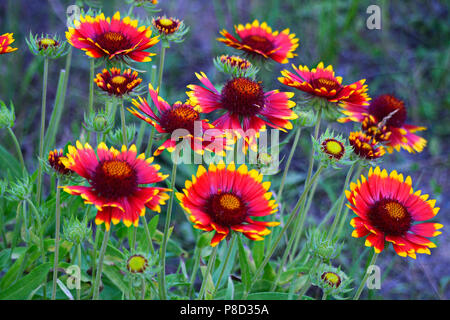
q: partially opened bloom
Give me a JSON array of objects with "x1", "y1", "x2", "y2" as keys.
[
  {"x1": 310, "y1": 264, "x2": 352, "y2": 299},
  {"x1": 279, "y1": 62, "x2": 370, "y2": 108},
  {"x1": 94, "y1": 67, "x2": 142, "y2": 97},
  {"x1": 217, "y1": 20, "x2": 299, "y2": 64},
  {"x1": 349, "y1": 131, "x2": 385, "y2": 161},
  {"x1": 340, "y1": 94, "x2": 427, "y2": 153},
  {"x1": 176, "y1": 162, "x2": 279, "y2": 247},
  {"x1": 0, "y1": 33, "x2": 17, "y2": 54},
  {"x1": 187, "y1": 72, "x2": 297, "y2": 151},
  {"x1": 128, "y1": 83, "x2": 226, "y2": 156},
  {"x1": 66, "y1": 11, "x2": 159, "y2": 62},
  {"x1": 214, "y1": 55, "x2": 259, "y2": 78},
  {"x1": 346, "y1": 167, "x2": 443, "y2": 259},
  {"x1": 313, "y1": 129, "x2": 353, "y2": 168},
  {"x1": 48, "y1": 149, "x2": 73, "y2": 176},
  {"x1": 61, "y1": 141, "x2": 170, "y2": 230}
]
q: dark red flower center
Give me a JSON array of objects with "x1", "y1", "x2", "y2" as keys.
[
  {"x1": 220, "y1": 77, "x2": 265, "y2": 117},
  {"x1": 321, "y1": 272, "x2": 341, "y2": 288},
  {"x1": 241, "y1": 35, "x2": 274, "y2": 53},
  {"x1": 159, "y1": 104, "x2": 200, "y2": 133},
  {"x1": 96, "y1": 31, "x2": 130, "y2": 54},
  {"x1": 208, "y1": 192, "x2": 247, "y2": 226},
  {"x1": 368, "y1": 199, "x2": 412, "y2": 236},
  {"x1": 311, "y1": 77, "x2": 341, "y2": 92},
  {"x1": 321, "y1": 138, "x2": 345, "y2": 160},
  {"x1": 368, "y1": 95, "x2": 407, "y2": 128},
  {"x1": 92, "y1": 160, "x2": 137, "y2": 199}
]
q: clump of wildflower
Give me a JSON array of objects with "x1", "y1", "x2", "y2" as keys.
[{"x1": 26, "y1": 33, "x2": 68, "y2": 59}]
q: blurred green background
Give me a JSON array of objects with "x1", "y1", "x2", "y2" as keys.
[{"x1": 0, "y1": 0, "x2": 448, "y2": 299}]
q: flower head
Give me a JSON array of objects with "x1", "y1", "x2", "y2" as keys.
[
  {"x1": 48, "y1": 149, "x2": 73, "y2": 176},
  {"x1": 217, "y1": 20, "x2": 299, "y2": 64},
  {"x1": 311, "y1": 264, "x2": 352, "y2": 299},
  {"x1": 339, "y1": 94, "x2": 426, "y2": 153},
  {"x1": 128, "y1": 83, "x2": 227, "y2": 156},
  {"x1": 187, "y1": 72, "x2": 297, "y2": 152},
  {"x1": 26, "y1": 33, "x2": 68, "y2": 59},
  {"x1": 176, "y1": 162, "x2": 279, "y2": 247},
  {"x1": 349, "y1": 131, "x2": 385, "y2": 161},
  {"x1": 346, "y1": 167, "x2": 443, "y2": 258},
  {"x1": 126, "y1": 254, "x2": 149, "y2": 274},
  {"x1": 214, "y1": 55, "x2": 259, "y2": 78},
  {"x1": 94, "y1": 67, "x2": 142, "y2": 97},
  {"x1": 313, "y1": 129, "x2": 352, "y2": 168},
  {"x1": 61, "y1": 141, "x2": 170, "y2": 230},
  {"x1": 279, "y1": 62, "x2": 370, "y2": 111},
  {"x1": 0, "y1": 33, "x2": 18, "y2": 54},
  {"x1": 66, "y1": 11, "x2": 159, "y2": 62}
]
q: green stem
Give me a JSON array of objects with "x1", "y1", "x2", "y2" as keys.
[
  {"x1": 7, "y1": 127, "x2": 26, "y2": 175},
  {"x1": 26, "y1": 198, "x2": 47, "y2": 298},
  {"x1": 88, "y1": 59, "x2": 94, "y2": 114},
  {"x1": 51, "y1": 179, "x2": 61, "y2": 300},
  {"x1": 243, "y1": 166, "x2": 324, "y2": 299},
  {"x1": 119, "y1": 100, "x2": 128, "y2": 147},
  {"x1": 214, "y1": 233, "x2": 237, "y2": 296},
  {"x1": 327, "y1": 162, "x2": 357, "y2": 239},
  {"x1": 353, "y1": 252, "x2": 379, "y2": 300},
  {"x1": 198, "y1": 246, "x2": 218, "y2": 300},
  {"x1": 141, "y1": 277, "x2": 146, "y2": 300},
  {"x1": 304, "y1": 107, "x2": 323, "y2": 186},
  {"x1": 158, "y1": 160, "x2": 177, "y2": 300},
  {"x1": 188, "y1": 246, "x2": 202, "y2": 299},
  {"x1": 157, "y1": 45, "x2": 166, "y2": 90},
  {"x1": 76, "y1": 243, "x2": 82, "y2": 300},
  {"x1": 36, "y1": 57, "x2": 49, "y2": 205},
  {"x1": 335, "y1": 164, "x2": 364, "y2": 239},
  {"x1": 92, "y1": 228, "x2": 110, "y2": 300}
]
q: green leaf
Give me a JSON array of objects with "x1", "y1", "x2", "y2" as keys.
[
  {"x1": 0, "y1": 144, "x2": 21, "y2": 178},
  {"x1": 252, "y1": 240, "x2": 265, "y2": 269},
  {"x1": 0, "y1": 262, "x2": 51, "y2": 299},
  {"x1": 102, "y1": 264, "x2": 130, "y2": 295},
  {"x1": 225, "y1": 277, "x2": 234, "y2": 300},
  {"x1": 237, "y1": 235, "x2": 251, "y2": 293}
]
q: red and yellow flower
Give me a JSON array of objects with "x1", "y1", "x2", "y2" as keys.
[
  {"x1": 217, "y1": 20, "x2": 299, "y2": 64},
  {"x1": 349, "y1": 131, "x2": 385, "y2": 160},
  {"x1": 66, "y1": 11, "x2": 159, "y2": 62},
  {"x1": 128, "y1": 83, "x2": 226, "y2": 156},
  {"x1": 176, "y1": 162, "x2": 279, "y2": 247},
  {"x1": 279, "y1": 62, "x2": 370, "y2": 106},
  {"x1": 187, "y1": 72, "x2": 297, "y2": 151},
  {"x1": 339, "y1": 94, "x2": 427, "y2": 153},
  {"x1": 60, "y1": 141, "x2": 170, "y2": 230},
  {"x1": 48, "y1": 149, "x2": 73, "y2": 175},
  {"x1": 346, "y1": 167, "x2": 442, "y2": 259},
  {"x1": 0, "y1": 33, "x2": 18, "y2": 54},
  {"x1": 94, "y1": 67, "x2": 142, "y2": 97},
  {"x1": 152, "y1": 16, "x2": 181, "y2": 35}
]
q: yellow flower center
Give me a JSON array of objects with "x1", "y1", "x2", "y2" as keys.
[
  {"x1": 219, "y1": 193, "x2": 241, "y2": 211},
  {"x1": 102, "y1": 160, "x2": 133, "y2": 178},
  {"x1": 127, "y1": 255, "x2": 148, "y2": 273},
  {"x1": 40, "y1": 38, "x2": 57, "y2": 46},
  {"x1": 111, "y1": 75, "x2": 127, "y2": 85},
  {"x1": 159, "y1": 18, "x2": 174, "y2": 27},
  {"x1": 325, "y1": 140, "x2": 343, "y2": 155},
  {"x1": 321, "y1": 272, "x2": 341, "y2": 287},
  {"x1": 384, "y1": 201, "x2": 407, "y2": 220}
]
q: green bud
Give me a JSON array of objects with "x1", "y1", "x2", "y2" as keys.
[
  {"x1": 26, "y1": 32, "x2": 68, "y2": 59},
  {"x1": 83, "y1": 109, "x2": 114, "y2": 134},
  {"x1": 107, "y1": 125, "x2": 136, "y2": 147},
  {"x1": 5, "y1": 176, "x2": 32, "y2": 201},
  {"x1": 295, "y1": 109, "x2": 316, "y2": 127},
  {"x1": 310, "y1": 263, "x2": 353, "y2": 299},
  {"x1": 63, "y1": 216, "x2": 92, "y2": 245},
  {"x1": 306, "y1": 229, "x2": 342, "y2": 260}
]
